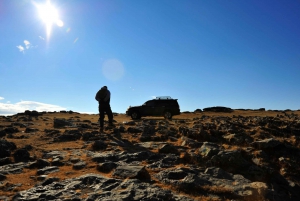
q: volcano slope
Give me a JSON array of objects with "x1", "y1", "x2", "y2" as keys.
[{"x1": 0, "y1": 110, "x2": 300, "y2": 201}]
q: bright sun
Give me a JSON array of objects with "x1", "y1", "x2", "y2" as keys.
[{"x1": 35, "y1": 0, "x2": 64, "y2": 39}]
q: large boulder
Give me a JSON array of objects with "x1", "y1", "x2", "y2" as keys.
[{"x1": 0, "y1": 139, "x2": 16, "y2": 158}]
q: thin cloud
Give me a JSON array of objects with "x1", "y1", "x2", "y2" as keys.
[
  {"x1": 17, "y1": 40, "x2": 33, "y2": 53},
  {"x1": 0, "y1": 100, "x2": 67, "y2": 116},
  {"x1": 24, "y1": 40, "x2": 31, "y2": 49},
  {"x1": 0, "y1": 97, "x2": 4, "y2": 100},
  {"x1": 39, "y1": 36, "x2": 45, "y2": 40},
  {"x1": 16, "y1": 45, "x2": 25, "y2": 52}
]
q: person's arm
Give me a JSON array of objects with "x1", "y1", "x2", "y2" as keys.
[
  {"x1": 95, "y1": 90, "x2": 101, "y2": 101},
  {"x1": 103, "y1": 90, "x2": 110, "y2": 102}
]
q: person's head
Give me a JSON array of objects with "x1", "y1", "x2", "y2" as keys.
[{"x1": 101, "y1": 86, "x2": 107, "y2": 90}]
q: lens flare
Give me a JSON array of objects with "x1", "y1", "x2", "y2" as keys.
[{"x1": 102, "y1": 59, "x2": 125, "y2": 81}]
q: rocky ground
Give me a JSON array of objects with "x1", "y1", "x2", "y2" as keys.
[{"x1": 0, "y1": 110, "x2": 300, "y2": 201}]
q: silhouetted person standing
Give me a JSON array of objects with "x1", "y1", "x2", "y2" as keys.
[{"x1": 95, "y1": 86, "x2": 113, "y2": 132}]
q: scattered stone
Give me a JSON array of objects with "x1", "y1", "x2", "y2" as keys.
[
  {"x1": 97, "y1": 162, "x2": 117, "y2": 173},
  {"x1": 24, "y1": 127, "x2": 39, "y2": 133},
  {"x1": 0, "y1": 173, "x2": 7, "y2": 181},
  {"x1": 13, "y1": 148, "x2": 30, "y2": 162},
  {"x1": 158, "y1": 144, "x2": 179, "y2": 154},
  {"x1": 113, "y1": 165, "x2": 150, "y2": 180},
  {"x1": 92, "y1": 140, "x2": 107, "y2": 150},
  {"x1": 36, "y1": 159, "x2": 51, "y2": 168},
  {"x1": 251, "y1": 138, "x2": 282, "y2": 149},
  {"x1": 73, "y1": 161, "x2": 86, "y2": 170},
  {"x1": 4, "y1": 127, "x2": 19, "y2": 134},
  {"x1": 210, "y1": 150, "x2": 250, "y2": 172},
  {"x1": 197, "y1": 142, "x2": 221, "y2": 159},
  {"x1": 51, "y1": 157, "x2": 65, "y2": 166},
  {"x1": 41, "y1": 177, "x2": 60, "y2": 186},
  {"x1": 127, "y1": 127, "x2": 143, "y2": 133},
  {"x1": 53, "y1": 118, "x2": 73, "y2": 128},
  {"x1": 54, "y1": 130, "x2": 82, "y2": 142},
  {"x1": 0, "y1": 130, "x2": 6, "y2": 137},
  {"x1": 37, "y1": 166, "x2": 59, "y2": 175}
]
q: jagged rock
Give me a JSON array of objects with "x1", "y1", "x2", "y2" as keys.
[
  {"x1": 44, "y1": 129, "x2": 61, "y2": 135},
  {"x1": 118, "y1": 125, "x2": 126, "y2": 132},
  {"x1": 123, "y1": 121, "x2": 136, "y2": 125},
  {"x1": 24, "y1": 127, "x2": 39, "y2": 133},
  {"x1": 251, "y1": 138, "x2": 282, "y2": 149},
  {"x1": 33, "y1": 159, "x2": 51, "y2": 169},
  {"x1": 23, "y1": 144, "x2": 33, "y2": 151},
  {"x1": 92, "y1": 140, "x2": 107, "y2": 150},
  {"x1": 92, "y1": 151, "x2": 151, "y2": 164},
  {"x1": 37, "y1": 175, "x2": 47, "y2": 181},
  {"x1": 92, "y1": 151, "x2": 120, "y2": 163},
  {"x1": 119, "y1": 151, "x2": 151, "y2": 163},
  {"x1": 0, "y1": 130, "x2": 6, "y2": 137},
  {"x1": 154, "y1": 167, "x2": 211, "y2": 192},
  {"x1": 73, "y1": 161, "x2": 86, "y2": 170},
  {"x1": 179, "y1": 126, "x2": 209, "y2": 141},
  {"x1": 36, "y1": 166, "x2": 59, "y2": 175},
  {"x1": 210, "y1": 150, "x2": 250, "y2": 173},
  {"x1": 43, "y1": 151, "x2": 67, "y2": 159},
  {"x1": 147, "y1": 154, "x2": 180, "y2": 169},
  {"x1": 97, "y1": 162, "x2": 117, "y2": 173},
  {"x1": 51, "y1": 157, "x2": 65, "y2": 166},
  {"x1": 24, "y1": 110, "x2": 40, "y2": 116},
  {"x1": 69, "y1": 157, "x2": 80, "y2": 163},
  {"x1": 41, "y1": 177, "x2": 60, "y2": 186},
  {"x1": 54, "y1": 130, "x2": 82, "y2": 142},
  {"x1": 223, "y1": 133, "x2": 253, "y2": 144},
  {"x1": 0, "y1": 173, "x2": 7, "y2": 181},
  {"x1": 181, "y1": 136, "x2": 202, "y2": 148},
  {"x1": 197, "y1": 142, "x2": 221, "y2": 158},
  {"x1": 0, "y1": 139, "x2": 17, "y2": 158},
  {"x1": 127, "y1": 127, "x2": 143, "y2": 133},
  {"x1": 4, "y1": 127, "x2": 19, "y2": 133},
  {"x1": 113, "y1": 165, "x2": 150, "y2": 180},
  {"x1": 246, "y1": 165, "x2": 267, "y2": 181},
  {"x1": 82, "y1": 131, "x2": 102, "y2": 141},
  {"x1": 194, "y1": 109, "x2": 202, "y2": 113},
  {"x1": 0, "y1": 162, "x2": 26, "y2": 175},
  {"x1": 79, "y1": 123, "x2": 92, "y2": 128},
  {"x1": 13, "y1": 173, "x2": 194, "y2": 201},
  {"x1": 158, "y1": 144, "x2": 179, "y2": 154},
  {"x1": 203, "y1": 106, "x2": 233, "y2": 112},
  {"x1": 13, "y1": 148, "x2": 30, "y2": 162},
  {"x1": 204, "y1": 167, "x2": 232, "y2": 180},
  {"x1": 0, "y1": 157, "x2": 11, "y2": 166},
  {"x1": 53, "y1": 118, "x2": 73, "y2": 128}
]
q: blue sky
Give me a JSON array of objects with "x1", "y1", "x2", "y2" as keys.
[{"x1": 0, "y1": 0, "x2": 300, "y2": 115}]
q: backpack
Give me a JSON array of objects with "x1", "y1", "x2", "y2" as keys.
[{"x1": 95, "y1": 89, "x2": 107, "y2": 101}]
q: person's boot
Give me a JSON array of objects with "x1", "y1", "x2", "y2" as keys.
[
  {"x1": 99, "y1": 127, "x2": 104, "y2": 133},
  {"x1": 108, "y1": 122, "x2": 115, "y2": 128}
]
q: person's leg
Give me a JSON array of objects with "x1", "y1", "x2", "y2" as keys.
[
  {"x1": 105, "y1": 105, "x2": 114, "y2": 125},
  {"x1": 99, "y1": 105, "x2": 105, "y2": 128}
]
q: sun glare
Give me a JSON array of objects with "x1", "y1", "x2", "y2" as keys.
[{"x1": 35, "y1": 0, "x2": 64, "y2": 39}]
